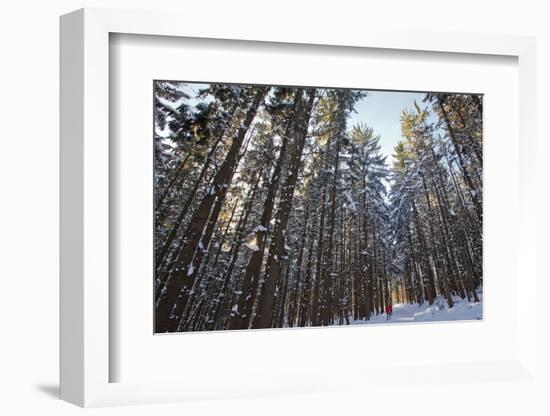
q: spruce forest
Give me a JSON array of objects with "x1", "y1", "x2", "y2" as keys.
[{"x1": 154, "y1": 82, "x2": 483, "y2": 333}]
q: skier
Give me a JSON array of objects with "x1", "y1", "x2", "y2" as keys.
[{"x1": 385, "y1": 303, "x2": 393, "y2": 320}]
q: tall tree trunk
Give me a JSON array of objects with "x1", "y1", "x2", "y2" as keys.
[
  {"x1": 165, "y1": 126, "x2": 254, "y2": 331},
  {"x1": 311, "y1": 190, "x2": 327, "y2": 326},
  {"x1": 178, "y1": 196, "x2": 240, "y2": 329},
  {"x1": 276, "y1": 262, "x2": 291, "y2": 327},
  {"x1": 155, "y1": 100, "x2": 241, "y2": 229},
  {"x1": 207, "y1": 169, "x2": 263, "y2": 330},
  {"x1": 320, "y1": 123, "x2": 342, "y2": 325},
  {"x1": 420, "y1": 176, "x2": 455, "y2": 307},
  {"x1": 155, "y1": 151, "x2": 192, "y2": 217},
  {"x1": 411, "y1": 201, "x2": 437, "y2": 303},
  {"x1": 288, "y1": 203, "x2": 310, "y2": 327},
  {"x1": 253, "y1": 89, "x2": 316, "y2": 329},
  {"x1": 228, "y1": 89, "x2": 304, "y2": 330},
  {"x1": 155, "y1": 87, "x2": 267, "y2": 333},
  {"x1": 299, "y1": 211, "x2": 317, "y2": 327},
  {"x1": 155, "y1": 132, "x2": 224, "y2": 280},
  {"x1": 437, "y1": 97, "x2": 482, "y2": 222}
]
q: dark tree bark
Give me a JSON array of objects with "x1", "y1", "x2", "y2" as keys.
[
  {"x1": 287, "y1": 203, "x2": 310, "y2": 327},
  {"x1": 155, "y1": 87, "x2": 268, "y2": 333},
  {"x1": 228, "y1": 89, "x2": 304, "y2": 330},
  {"x1": 209, "y1": 169, "x2": 263, "y2": 330},
  {"x1": 155, "y1": 151, "x2": 192, "y2": 216},
  {"x1": 155, "y1": 132, "x2": 224, "y2": 280},
  {"x1": 252, "y1": 89, "x2": 316, "y2": 329},
  {"x1": 298, "y1": 211, "x2": 317, "y2": 327},
  {"x1": 437, "y1": 97, "x2": 482, "y2": 222},
  {"x1": 320, "y1": 124, "x2": 341, "y2": 326}
]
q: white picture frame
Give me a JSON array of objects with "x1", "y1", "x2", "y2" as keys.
[{"x1": 60, "y1": 7, "x2": 538, "y2": 408}]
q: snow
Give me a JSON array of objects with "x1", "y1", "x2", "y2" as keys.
[
  {"x1": 245, "y1": 241, "x2": 260, "y2": 251},
  {"x1": 349, "y1": 292, "x2": 482, "y2": 326},
  {"x1": 252, "y1": 225, "x2": 267, "y2": 233},
  {"x1": 187, "y1": 264, "x2": 194, "y2": 276},
  {"x1": 345, "y1": 191, "x2": 357, "y2": 211}
]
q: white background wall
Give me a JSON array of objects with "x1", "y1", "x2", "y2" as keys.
[{"x1": 0, "y1": 0, "x2": 547, "y2": 414}]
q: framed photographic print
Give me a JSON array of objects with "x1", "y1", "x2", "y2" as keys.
[
  {"x1": 60, "y1": 7, "x2": 538, "y2": 408},
  {"x1": 152, "y1": 81, "x2": 483, "y2": 334}
]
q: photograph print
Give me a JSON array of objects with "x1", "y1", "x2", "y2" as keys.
[{"x1": 154, "y1": 82, "x2": 483, "y2": 333}]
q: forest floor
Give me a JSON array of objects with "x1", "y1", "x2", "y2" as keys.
[{"x1": 349, "y1": 292, "x2": 483, "y2": 325}]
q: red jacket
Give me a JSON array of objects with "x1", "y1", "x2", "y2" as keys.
[{"x1": 385, "y1": 304, "x2": 393, "y2": 314}]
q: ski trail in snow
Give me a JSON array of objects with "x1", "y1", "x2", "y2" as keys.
[{"x1": 348, "y1": 292, "x2": 483, "y2": 325}]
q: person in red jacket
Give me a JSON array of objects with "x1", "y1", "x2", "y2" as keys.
[{"x1": 385, "y1": 303, "x2": 393, "y2": 320}]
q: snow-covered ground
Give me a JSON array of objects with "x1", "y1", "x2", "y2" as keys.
[{"x1": 349, "y1": 292, "x2": 483, "y2": 325}]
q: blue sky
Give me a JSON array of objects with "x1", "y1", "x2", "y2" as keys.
[{"x1": 348, "y1": 91, "x2": 427, "y2": 165}]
